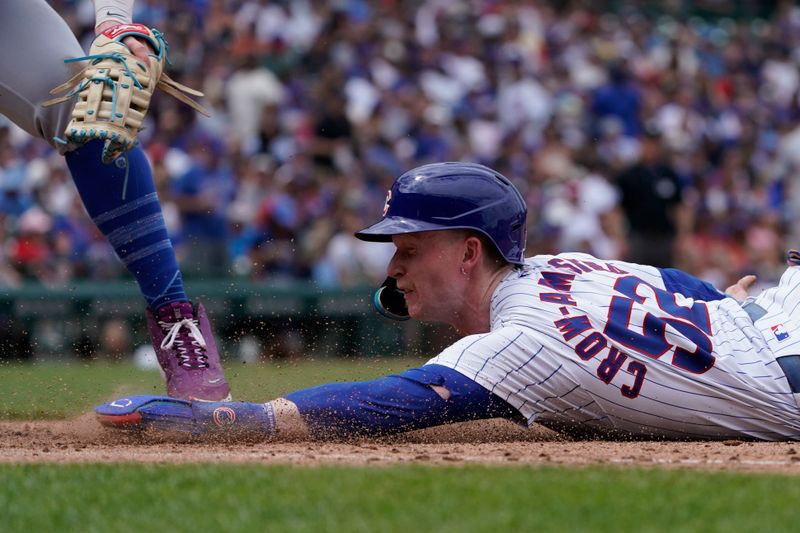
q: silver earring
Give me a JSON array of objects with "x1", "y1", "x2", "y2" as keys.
[{"x1": 460, "y1": 266, "x2": 468, "y2": 276}]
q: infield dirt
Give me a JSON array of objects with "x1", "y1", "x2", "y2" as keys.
[{"x1": 3, "y1": 417, "x2": 800, "y2": 473}]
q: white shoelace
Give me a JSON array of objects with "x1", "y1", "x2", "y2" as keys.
[{"x1": 159, "y1": 318, "x2": 208, "y2": 367}]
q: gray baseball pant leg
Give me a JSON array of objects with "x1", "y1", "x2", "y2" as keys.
[{"x1": 0, "y1": 0, "x2": 85, "y2": 153}]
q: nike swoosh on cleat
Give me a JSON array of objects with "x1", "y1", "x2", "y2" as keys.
[{"x1": 207, "y1": 378, "x2": 222, "y2": 384}]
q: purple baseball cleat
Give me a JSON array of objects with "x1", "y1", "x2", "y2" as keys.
[{"x1": 147, "y1": 301, "x2": 232, "y2": 401}]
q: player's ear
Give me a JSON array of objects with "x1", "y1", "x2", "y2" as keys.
[{"x1": 461, "y1": 234, "x2": 482, "y2": 270}]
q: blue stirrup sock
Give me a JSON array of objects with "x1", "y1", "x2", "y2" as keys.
[{"x1": 65, "y1": 140, "x2": 187, "y2": 311}]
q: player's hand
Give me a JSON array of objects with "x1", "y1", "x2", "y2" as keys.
[
  {"x1": 725, "y1": 275, "x2": 756, "y2": 302},
  {"x1": 95, "y1": 20, "x2": 154, "y2": 61}
]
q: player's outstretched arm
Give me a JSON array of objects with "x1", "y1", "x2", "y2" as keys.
[{"x1": 95, "y1": 365, "x2": 520, "y2": 440}]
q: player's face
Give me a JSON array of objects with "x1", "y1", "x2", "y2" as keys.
[{"x1": 388, "y1": 231, "x2": 467, "y2": 323}]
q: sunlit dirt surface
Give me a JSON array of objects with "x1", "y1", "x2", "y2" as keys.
[{"x1": 3, "y1": 417, "x2": 800, "y2": 473}]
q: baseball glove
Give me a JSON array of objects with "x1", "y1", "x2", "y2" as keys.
[{"x1": 43, "y1": 23, "x2": 209, "y2": 163}]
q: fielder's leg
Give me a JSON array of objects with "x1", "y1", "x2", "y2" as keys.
[
  {"x1": 0, "y1": 0, "x2": 82, "y2": 149},
  {"x1": 0, "y1": 0, "x2": 230, "y2": 401}
]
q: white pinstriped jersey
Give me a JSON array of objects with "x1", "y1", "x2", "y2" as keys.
[{"x1": 429, "y1": 252, "x2": 800, "y2": 440}]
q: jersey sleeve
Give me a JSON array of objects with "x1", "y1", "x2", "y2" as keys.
[{"x1": 657, "y1": 267, "x2": 726, "y2": 301}]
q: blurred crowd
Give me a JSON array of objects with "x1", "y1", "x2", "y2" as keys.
[{"x1": 2, "y1": 0, "x2": 800, "y2": 292}]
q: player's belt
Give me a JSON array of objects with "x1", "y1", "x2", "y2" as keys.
[{"x1": 742, "y1": 301, "x2": 800, "y2": 394}]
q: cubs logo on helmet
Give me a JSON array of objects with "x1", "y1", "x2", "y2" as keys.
[{"x1": 382, "y1": 190, "x2": 392, "y2": 218}]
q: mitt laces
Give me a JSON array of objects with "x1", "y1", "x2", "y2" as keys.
[
  {"x1": 60, "y1": 28, "x2": 170, "y2": 124},
  {"x1": 159, "y1": 318, "x2": 209, "y2": 369},
  {"x1": 63, "y1": 51, "x2": 144, "y2": 123}
]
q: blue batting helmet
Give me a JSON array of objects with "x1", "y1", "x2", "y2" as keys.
[{"x1": 355, "y1": 162, "x2": 527, "y2": 265}]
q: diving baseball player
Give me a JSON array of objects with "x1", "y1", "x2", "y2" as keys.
[
  {"x1": 97, "y1": 162, "x2": 800, "y2": 441},
  {"x1": 3, "y1": 0, "x2": 229, "y2": 400}
]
